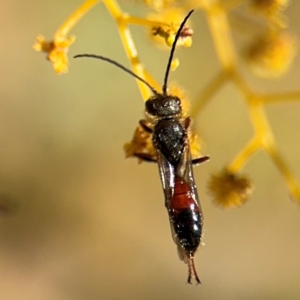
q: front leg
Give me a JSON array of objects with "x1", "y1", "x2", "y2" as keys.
[
  {"x1": 134, "y1": 153, "x2": 157, "y2": 163},
  {"x1": 192, "y1": 156, "x2": 210, "y2": 165},
  {"x1": 132, "y1": 120, "x2": 156, "y2": 163},
  {"x1": 139, "y1": 119, "x2": 153, "y2": 133}
]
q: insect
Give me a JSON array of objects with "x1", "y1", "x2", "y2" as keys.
[{"x1": 74, "y1": 10, "x2": 209, "y2": 284}]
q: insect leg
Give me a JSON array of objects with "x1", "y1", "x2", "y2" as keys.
[
  {"x1": 187, "y1": 256, "x2": 201, "y2": 285},
  {"x1": 139, "y1": 119, "x2": 153, "y2": 133},
  {"x1": 184, "y1": 117, "x2": 192, "y2": 130},
  {"x1": 192, "y1": 156, "x2": 210, "y2": 165}
]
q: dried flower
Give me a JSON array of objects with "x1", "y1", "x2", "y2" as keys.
[
  {"x1": 208, "y1": 169, "x2": 253, "y2": 208},
  {"x1": 149, "y1": 8, "x2": 193, "y2": 48},
  {"x1": 152, "y1": 23, "x2": 193, "y2": 47},
  {"x1": 33, "y1": 35, "x2": 76, "y2": 74}
]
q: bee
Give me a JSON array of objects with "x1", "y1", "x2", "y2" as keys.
[{"x1": 74, "y1": 10, "x2": 209, "y2": 284}]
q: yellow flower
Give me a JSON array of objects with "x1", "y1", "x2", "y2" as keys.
[
  {"x1": 208, "y1": 169, "x2": 253, "y2": 208},
  {"x1": 244, "y1": 30, "x2": 297, "y2": 78},
  {"x1": 142, "y1": 0, "x2": 175, "y2": 11},
  {"x1": 33, "y1": 34, "x2": 76, "y2": 74},
  {"x1": 152, "y1": 22, "x2": 193, "y2": 47},
  {"x1": 149, "y1": 8, "x2": 193, "y2": 48},
  {"x1": 249, "y1": 0, "x2": 290, "y2": 27},
  {"x1": 249, "y1": 0, "x2": 289, "y2": 16},
  {"x1": 123, "y1": 125, "x2": 156, "y2": 163},
  {"x1": 188, "y1": 132, "x2": 202, "y2": 161}
]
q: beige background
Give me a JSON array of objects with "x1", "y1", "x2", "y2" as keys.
[{"x1": 0, "y1": 1, "x2": 300, "y2": 299}]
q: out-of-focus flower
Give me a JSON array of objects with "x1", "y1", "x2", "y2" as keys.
[
  {"x1": 249, "y1": 0, "x2": 290, "y2": 27},
  {"x1": 142, "y1": 0, "x2": 175, "y2": 11},
  {"x1": 244, "y1": 30, "x2": 297, "y2": 78},
  {"x1": 33, "y1": 35, "x2": 76, "y2": 74},
  {"x1": 249, "y1": 0, "x2": 289, "y2": 17},
  {"x1": 208, "y1": 168, "x2": 253, "y2": 208}
]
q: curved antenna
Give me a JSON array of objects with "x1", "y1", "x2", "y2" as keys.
[
  {"x1": 74, "y1": 54, "x2": 158, "y2": 95},
  {"x1": 162, "y1": 9, "x2": 194, "y2": 95}
]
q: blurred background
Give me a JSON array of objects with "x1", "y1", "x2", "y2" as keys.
[{"x1": 0, "y1": 1, "x2": 300, "y2": 299}]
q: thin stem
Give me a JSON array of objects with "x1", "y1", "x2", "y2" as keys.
[
  {"x1": 261, "y1": 91, "x2": 300, "y2": 104},
  {"x1": 54, "y1": 0, "x2": 100, "y2": 40},
  {"x1": 227, "y1": 136, "x2": 261, "y2": 173},
  {"x1": 202, "y1": 1, "x2": 237, "y2": 69},
  {"x1": 265, "y1": 144, "x2": 300, "y2": 202},
  {"x1": 248, "y1": 100, "x2": 274, "y2": 144},
  {"x1": 191, "y1": 69, "x2": 229, "y2": 118},
  {"x1": 122, "y1": 15, "x2": 167, "y2": 28},
  {"x1": 231, "y1": 71, "x2": 255, "y2": 101},
  {"x1": 103, "y1": 0, "x2": 160, "y2": 99}
]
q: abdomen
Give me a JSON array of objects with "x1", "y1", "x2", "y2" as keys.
[{"x1": 168, "y1": 177, "x2": 203, "y2": 255}]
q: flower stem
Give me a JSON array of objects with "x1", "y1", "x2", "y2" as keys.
[{"x1": 54, "y1": 0, "x2": 100, "y2": 40}]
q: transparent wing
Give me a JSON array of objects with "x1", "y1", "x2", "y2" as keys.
[
  {"x1": 176, "y1": 142, "x2": 202, "y2": 211},
  {"x1": 168, "y1": 143, "x2": 203, "y2": 262},
  {"x1": 155, "y1": 148, "x2": 175, "y2": 208}
]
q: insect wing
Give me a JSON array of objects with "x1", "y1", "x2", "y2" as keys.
[
  {"x1": 155, "y1": 149, "x2": 185, "y2": 259},
  {"x1": 176, "y1": 142, "x2": 202, "y2": 211},
  {"x1": 155, "y1": 148, "x2": 175, "y2": 207},
  {"x1": 171, "y1": 143, "x2": 203, "y2": 262}
]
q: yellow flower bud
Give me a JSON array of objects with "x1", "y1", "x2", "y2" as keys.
[
  {"x1": 244, "y1": 30, "x2": 297, "y2": 78},
  {"x1": 208, "y1": 169, "x2": 253, "y2": 208}
]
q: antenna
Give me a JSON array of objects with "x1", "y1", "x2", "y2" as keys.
[
  {"x1": 162, "y1": 10, "x2": 194, "y2": 95},
  {"x1": 74, "y1": 10, "x2": 194, "y2": 96},
  {"x1": 73, "y1": 54, "x2": 158, "y2": 95}
]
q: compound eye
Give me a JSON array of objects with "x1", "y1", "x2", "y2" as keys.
[{"x1": 145, "y1": 98, "x2": 158, "y2": 116}]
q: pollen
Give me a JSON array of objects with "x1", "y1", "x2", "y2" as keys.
[
  {"x1": 244, "y1": 29, "x2": 297, "y2": 78},
  {"x1": 208, "y1": 169, "x2": 253, "y2": 208},
  {"x1": 33, "y1": 35, "x2": 75, "y2": 74},
  {"x1": 189, "y1": 132, "x2": 202, "y2": 161},
  {"x1": 33, "y1": 34, "x2": 76, "y2": 74},
  {"x1": 168, "y1": 83, "x2": 190, "y2": 117},
  {"x1": 123, "y1": 125, "x2": 156, "y2": 163}
]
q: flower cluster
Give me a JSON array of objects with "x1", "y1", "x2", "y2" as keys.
[{"x1": 34, "y1": 0, "x2": 300, "y2": 207}]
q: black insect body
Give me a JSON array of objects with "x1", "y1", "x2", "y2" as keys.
[
  {"x1": 140, "y1": 92, "x2": 208, "y2": 284},
  {"x1": 154, "y1": 118, "x2": 185, "y2": 165},
  {"x1": 74, "y1": 10, "x2": 209, "y2": 284}
]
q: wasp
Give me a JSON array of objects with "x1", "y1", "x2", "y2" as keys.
[{"x1": 74, "y1": 10, "x2": 209, "y2": 284}]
